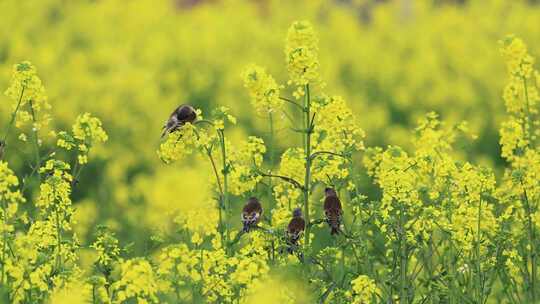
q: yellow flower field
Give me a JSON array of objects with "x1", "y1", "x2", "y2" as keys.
[{"x1": 1, "y1": 0, "x2": 540, "y2": 303}]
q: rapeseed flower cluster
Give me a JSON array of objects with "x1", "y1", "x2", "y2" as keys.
[
  {"x1": 242, "y1": 65, "x2": 284, "y2": 116},
  {"x1": 347, "y1": 275, "x2": 381, "y2": 304},
  {"x1": 112, "y1": 258, "x2": 160, "y2": 303},
  {"x1": 57, "y1": 113, "x2": 108, "y2": 164},
  {"x1": 4, "y1": 8, "x2": 540, "y2": 303},
  {"x1": 4, "y1": 61, "x2": 50, "y2": 133},
  {"x1": 285, "y1": 21, "x2": 321, "y2": 87},
  {"x1": 496, "y1": 36, "x2": 540, "y2": 302}
]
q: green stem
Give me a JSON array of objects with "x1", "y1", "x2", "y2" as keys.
[
  {"x1": 279, "y1": 96, "x2": 303, "y2": 111},
  {"x1": 523, "y1": 76, "x2": 531, "y2": 145},
  {"x1": 303, "y1": 84, "x2": 313, "y2": 247},
  {"x1": 28, "y1": 100, "x2": 41, "y2": 183},
  {"x1": 521, "y1": 75, "x2": 536, "y2": 301},
  {"x1": 522, "y1": 184, "x2": 536, "y2": 302},
  {"x1": 399, "y1": 206, "x2": 408, "y2": 304},
  {"x1": 206, "y1": 148, "x2": 225, "y2": 246},
  {"x1": 218, "y1": 130, "x2": 230, "y2": 251},
  {"x1": 1, "y1": 199, "x2": 7, "y2": 285},
  {"x1": 1, "y1": 87, "x2": 25, "y2": 159},
  {"x1": 267, "y1": 112, "x2": 275, "y2": 218},
  {"x1": 54, "y1": 206, "x2": 62, "y2": 272},
  {"x1": 173, "y1": 260, "x2": 181, "y2": 301},
  {"x1": 476, "y1": 197, "x2": 483, "y2": 303}
]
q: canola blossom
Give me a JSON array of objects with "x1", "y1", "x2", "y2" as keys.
[{"x1": 2, "y1": 1, "x2": 540, "y2": 303}]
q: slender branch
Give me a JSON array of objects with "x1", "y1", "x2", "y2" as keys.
[
  {"x1": 476, "y1": 188, "x2": 483, "y2": 303},
  {"x1": 1, "y1": 199, "x2": 7, "y2": 285},
  {"x1": 205, "y1": 147, "x2": 226, "y2": 247},
  {"x1": 206, "y1": 148, "x2": 224, "y2": 197},
  {"x1": 303, "y1": 83, "x2": 313, "y2": 247},
  {"x1": 522, "y1": 181, "x2": 537, "y2": 302},
  {"x1": 280, "y1": 110, "x2": 297, "y2": 128},
  {"x1": 267, "y1": 112, "x2": 275, "y2": 217},
  {"x1": 193, "y1": 119, "x2": 215, "y2": 127},
  {"x1": 253, "y1": 167, "x2": 304, "y2": 191},
  {"x1": 54, "y1": 205, "x2": 62, "y2": 271},
  {"x1": 308, "y1": 218, "x2": 325, "y2": 228},
  {"x1": 217, "y1": 129, "x2": 231, "y2": 252},
  {"x1": 1, "y1": 87, "x2": 25, "y2": 160},
  {"x1": 279, "y1": 96, "x2": 304, "y2": 111},
  {"x1": 309, "y1": 151, "x2": 348, "y2": 162}
]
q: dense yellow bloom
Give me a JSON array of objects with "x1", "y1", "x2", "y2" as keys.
[
  {"x1": 500, "y1": 36, "x2": 535, "y2": 80},
  {"x1": 37, "y1": 160, "x2": 72, "y2": 211},
  {"x1": 347, "y1": 275, "x2": 381, "y2": 304},
  {"x1": 312, "y1": 95, "x2": 365, "y2": 183},
  {"x1": 227, "y1": 136, "x2": 266, "y2": 195},
  {"x1": 112, "y1": 258, "x2": 160, "y2": 303},
  {"x1": 4, "y1": 61, "x2": 51, "y2": 131},
  {"x1": 365, "y1": 113, "x2": 499, "y2": 260},
  {"x1": 91, "y1": 227, "x2": 121, "y2": 269},
  {"x1": 56, "y1": 113, "x2": 108, "y2": 164},
  {"x1": 242, "y1": 64, "x2": 284, "y2": 115},
  {"x1": 499, "y1": 36, "x2": 540, "y2": 162},
  {"x1": 242, "y1": 275, "x2": 309, "y2": 304},
  {"x1": 212, "y1": 106, "x2": 237, "y2": 131},
  {"x1": 174, "y1": 202, "x2": 220, "y2": 244},
  {"x1": 0, "y1": 162, "x2": 25, "y2": 233},
  {"x1": 48, "y1": 281, "x2": 91, "y2": 304},
  {"x1": 5, "y1": 4, "x2": 540, "y2": 303},
  {"x1": 285, "y1": 21, "x2": 320, "y2": 86},
  {"x1": 272, "y1": 148, "x2": 304, "y2": 227},
  {"x1": 157, "y1": 123, "x2": 199, "y2": 164}
]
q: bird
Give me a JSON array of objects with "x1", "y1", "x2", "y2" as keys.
[
  {"x1": 241, "y1": 197, "x2": 263, "y2": 233},
  {"x1": 323, "y1": 187, "x2": 343, "y2": 235},
  {"x1": 161, "y1": 104, "x2": 197, "y2": 138},
  {"x1": 286, "y1": 208, "x2": 305, "y2": 253}
]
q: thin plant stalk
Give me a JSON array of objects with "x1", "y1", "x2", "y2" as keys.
[
  {"x1": 267, "y1": 112, "x2": 275, "y2": 218},
  {"x1": 521, "y1": 75, "x2": 536, "y2": 302},
  {"x1": 205, "y1": 147, "x2": 225, "y2": 246},
  {"x1": 522, "y1": 185, "x2": 536, "y2": 302},
  {"x1": 303, "y1": 84, "x2": 313, "y2": 247},
  {"x1": 218, "y1": 129, "x2": 230, "y2": 250},
  {"x1": 399, "y1": 205, "x2": 409, "y2": 304},
  {"x1": 1, "y1": 87, "x2": 25, "y2": 160},
  {"x1": 55, "y1": 206, "x2": 62, "y2": 271},
  {"x1": 28, "y1": 100, "x2": 41, "y2": 183},
  {"x1": 476, "y1": 197, "x2": 483, "y2": 303},
  {"x1": 1, "y1": 199, "x2": 7, "y2": 285}
]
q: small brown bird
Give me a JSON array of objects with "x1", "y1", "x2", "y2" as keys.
[
  {"x1": 241, "y1": 197, "x2": 263, "y2": 232},
  {"x1": 323, "y1": 187, "x2": 343, "y2": 235},
  {"x1": 161, "y1": 104, "x2": 197, "y2": 138},
  {"x1": 287, "y1": 208, "x2": 305, "y2": 252}
]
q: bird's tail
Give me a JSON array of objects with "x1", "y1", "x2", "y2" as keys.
[
  {"x1": 286, "y1": 240, "x2": 298, "y2": 254},
  {"x1": 242, "y1": 221, "x2": 251, "y2": 233},
  {"x1": 329, "y1": 218, "x2": 341, "y2": 235}
]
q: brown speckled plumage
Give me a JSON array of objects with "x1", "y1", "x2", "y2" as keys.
[
  {"x1": 241, "y1": 197, "x2": 263, "y2": 232},
  {"x1": 324, "y1": 188, "x2": 343, "y2": 235},
  {"x1": 161, "y1": 104, "x2": 197, "y2": 138},
  {"x1": 286, "y1": 208, "x2": 305, "y2": 253}
]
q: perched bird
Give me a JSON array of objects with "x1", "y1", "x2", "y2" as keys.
[
  {"x1": 161, "y1": 104, "x2": 197, "y2": 138},
  {"x1": 287, "y1": 208, "x2": 305, "y2": 253},
  {"x1": 241, "y1": 197, "x2": 263, "y2": 232},
  {"x1": 323, "y1": 187, "x2": 343, "y2": 235}
]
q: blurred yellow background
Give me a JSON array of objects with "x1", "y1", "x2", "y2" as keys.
[{"x1": 1, "y1": 0, "x2": 539, "y2": 254}]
